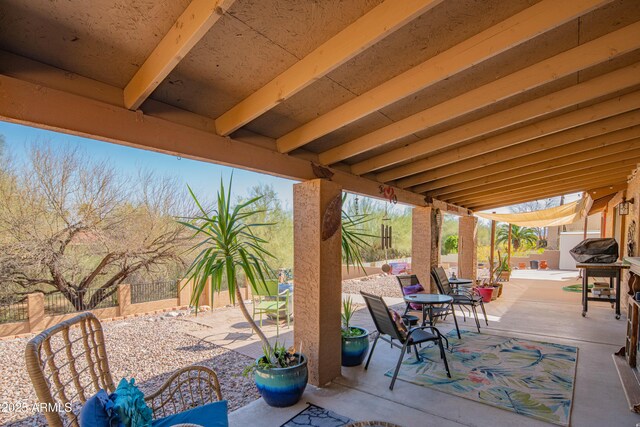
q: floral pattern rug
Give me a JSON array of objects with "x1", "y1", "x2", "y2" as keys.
[{"x1": 386, "y1": 330, "x2": 578, "y2": 426}]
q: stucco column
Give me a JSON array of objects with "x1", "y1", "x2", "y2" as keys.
[
  {"x1": 412, "y1": 207, "x2": 439, "y2": 292},
  {"x1": 458, "y1": 216, "x2": 478, "y2": 281},
  {"x1": 293, "y1": 179, "x2": 342, "y2": 386}
]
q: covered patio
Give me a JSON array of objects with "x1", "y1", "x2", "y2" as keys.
[
  {"x1": 1, "y1": 0, "x2": 640, "y2": 425},
  {"x1": 183, "y1": 271, "x2": 632, "y2": 426}
]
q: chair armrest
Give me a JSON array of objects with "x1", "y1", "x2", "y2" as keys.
[
  {"x1": 453, "y1": 288, "x2": 478, "y2": 299},
  {"x1": 145, "y1": 365, "x2": 222, "y2": 420}
]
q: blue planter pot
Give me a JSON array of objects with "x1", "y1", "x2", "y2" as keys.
[
  {"x1": 254, "y1": 353, "x2": 308, "y2": 407},
  {"x1": 341, "y1": 327, "x2": 370, "y2": 367}
]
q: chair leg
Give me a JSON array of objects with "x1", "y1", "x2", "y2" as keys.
[
  {"x1": 438, "y1": 338, "x2": 452, "y2": 378},
  {"x1": 471, "y1": 305, "x2": 481, "y2": 333},
  {"x1": 390, "y1": 344, "x2": 408, "y2": 390},
  {"x1": 365, "y1": 334, "x2": 379, "y2": 370},
  {"x1": 450, "y1": 304, "x2": 461, "y2": 340},
  {"x1": 479, "y1": 300, "x2": 489, "y2": 326},
  {"x1": 459, "y1": 304, "x2": 466, "y2": 321}
]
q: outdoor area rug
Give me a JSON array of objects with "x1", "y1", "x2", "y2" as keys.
[
  {"x1": 280, "y1": 403, "x2": 353, "y2": 427},
  {"x1": 386, "y1": 330, "x2": 578, "y2": 426}
]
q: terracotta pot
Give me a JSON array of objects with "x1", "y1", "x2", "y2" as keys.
[
  {"x1": 498, "y1": 271, "x2": 510, "y2": 282},
  {"x1": 477, "y1": 287, "x2": 493, "y2": 303},
  {"x1": 539, "y1": 260, "x2": 548, "y2": 269}
]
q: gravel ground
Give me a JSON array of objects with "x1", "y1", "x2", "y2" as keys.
[
  {"x1": 0, "y1": 313, "x2": 259, "y2": 426},
  {"x1": 342, "y1": 274, "x2": 403, "y2": 298}
]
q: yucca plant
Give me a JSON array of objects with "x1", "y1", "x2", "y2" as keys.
[
  {"x1": 179, "y1": 177, "x2": 275, "y2": 349},
  {"x1": 341, "y1": 296, "x2": 362, "y2": 337},
  {"x1": 341, "y1": 194, "x2": 373, "y2": 273}
]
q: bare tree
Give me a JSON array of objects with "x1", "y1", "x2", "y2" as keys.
[{"x1": 0, "y1": 144, "x2": 190, "y2": 310}]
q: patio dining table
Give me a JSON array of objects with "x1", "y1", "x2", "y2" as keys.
[{"x1": 403, "y1": 294, "x2": 461, "y2": 339}]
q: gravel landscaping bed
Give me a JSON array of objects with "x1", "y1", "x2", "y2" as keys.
[
  {"x1": 0, "y1": 313, "x2": 259, "y2": 426},
  {"x1": 342, "y1": 274, "x2": 403, "y2": 298}
]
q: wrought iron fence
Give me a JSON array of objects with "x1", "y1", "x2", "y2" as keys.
[
  {"x1": 0, "y1": 295, "x2": 28, "y2": 324},
  {"x1": 131, "y1": 281, "x2": 178, "y2": 304},
  {"x1": 44, "y1": 288, "x2": 118, "y2": 315}
]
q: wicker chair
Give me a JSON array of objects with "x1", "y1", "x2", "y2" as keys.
[{"x1": 25, "y1": 312, "x2": 222, "y2": 427}]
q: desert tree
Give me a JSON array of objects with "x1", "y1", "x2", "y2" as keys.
[{"x1": 0, "y1": 143, "x2": 190, "y2": 310}]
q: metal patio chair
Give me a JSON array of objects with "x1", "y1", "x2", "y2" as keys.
[
  {"x1": 431, "y1": 266, "x2": 488, "y2": 333},
  {"x1": 25, "y1": 312, "x2": 223, "y2": 427},
  {"x1": 361, "y1": 292, "x2": 451, "y2": 390},
  {"x1": 252, "y1": 278, "x2": 291, "y2": 336}
]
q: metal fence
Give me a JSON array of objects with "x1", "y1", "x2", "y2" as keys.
[
  {"x1": 44, "y1": 288, "x2": 118, "y2": 315},
  {"x1": 0, "y1": 295, "x2": 28, "y2": 324},
  {"x1": 131, "y1": 281, "x2": 178, "y2": 304}
]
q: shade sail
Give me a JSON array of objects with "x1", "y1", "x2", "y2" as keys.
[{"x1": 475, "y1": 195, "x2": 593, "y2": 227}]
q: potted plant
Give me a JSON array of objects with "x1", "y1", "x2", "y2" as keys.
[
  {"x1": 180, "y1": 178, "x2": 307, "y2": 408},
  {"x1": 476, "y1": 281, "x2": 494, "y2": 303},
  {"x1": 341, "y1": 297, "x2": 369, "y2": 366},
  {"x1": 245, "y1": 341, "x2": 307, "y2": 407},
  {"x1": 496, "y1": 253, "x2": 512, "y2": 283}
]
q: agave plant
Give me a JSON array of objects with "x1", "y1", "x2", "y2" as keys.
[{"x1": 179, "y1": 178, "x2": 275, "y2": 349}]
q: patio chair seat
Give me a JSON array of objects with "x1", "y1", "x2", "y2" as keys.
[
  {"x1": 254, "y1": 300, "x2": 287, "y2": 310},
  {"x1": 407, "y1": 328, "x2": 437, "y2": 343},
  {"x1": 152, "y1": 400, "x2": 228, "y2": 427}
]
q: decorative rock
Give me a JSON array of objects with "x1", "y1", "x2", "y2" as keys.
[{"x1": 0, "y1": 314, "x2": 259, "y2": 426}]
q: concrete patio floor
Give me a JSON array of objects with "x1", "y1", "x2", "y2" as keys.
[{"x1": 184, "y1": 270, "x2": 638, "y2": 426}]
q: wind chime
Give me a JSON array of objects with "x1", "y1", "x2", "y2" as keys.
[
  {"x1": 381, "y1": 201, "x2": 393, "y2": 261},
  {"x1": 378, "y1": 185, "x2": 396, "y2": 274}
]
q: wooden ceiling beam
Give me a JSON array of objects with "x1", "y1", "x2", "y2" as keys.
[
  {"x1": 461, "y1": 173, "x2": 631, "y2": 208},
  {"x1": 470, "y1": 182, "x2": 628, "y2": 211},
  {"x1": 365, "y1": 62, "x2": 640, "y2": 179},
  {"x1": 438, "y1": 148, "x2": 640, "y2": 201},
  {"x1": 2, "y1": 72, "x2": 458, "y2": 211},
  {"x1": 316, "y1": 21, "x2": 640, "y2": 165},
  {"x1": 124, "y1": 0, "x2": 234, "y2": 110},
  {"x1": 448, "y1": 155, "x2": 640, "y2": 203},
  {"x1": 275, "y1": 0, "x2": 609, "y2": 154},
  {"x1": 214, "y1": 0, "x2": 442, "y2": 136},
  {"x1": 427, "y1": 141, "x2": 640, "y2": 198},
  {"x1": 397, "y1": 107, "x2": 640, "y2": 189}
]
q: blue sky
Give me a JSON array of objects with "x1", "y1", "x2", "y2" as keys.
[{"x1": 0, "y1": 121, "x2": 298, "y2": 209}]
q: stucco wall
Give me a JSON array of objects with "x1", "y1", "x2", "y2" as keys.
[{"x1": 622, "y1": 169, "x2": 640, "y2": 311}]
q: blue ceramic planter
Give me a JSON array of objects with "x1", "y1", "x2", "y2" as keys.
[
  {"x1": 254, "y1": 354, "x2": 308, "y2": 407},
  {"x1": 341, "y1": 327, "x2": 370, "y2": 367}
]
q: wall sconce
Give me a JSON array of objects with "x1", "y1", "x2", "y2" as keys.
[{"x1": 619, "y1": 197, "x2": 634, "y2": 216}]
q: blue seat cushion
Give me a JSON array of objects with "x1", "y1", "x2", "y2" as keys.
[{"x1": 152, "y1": 401, "x2": 228, "y2": 427}]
